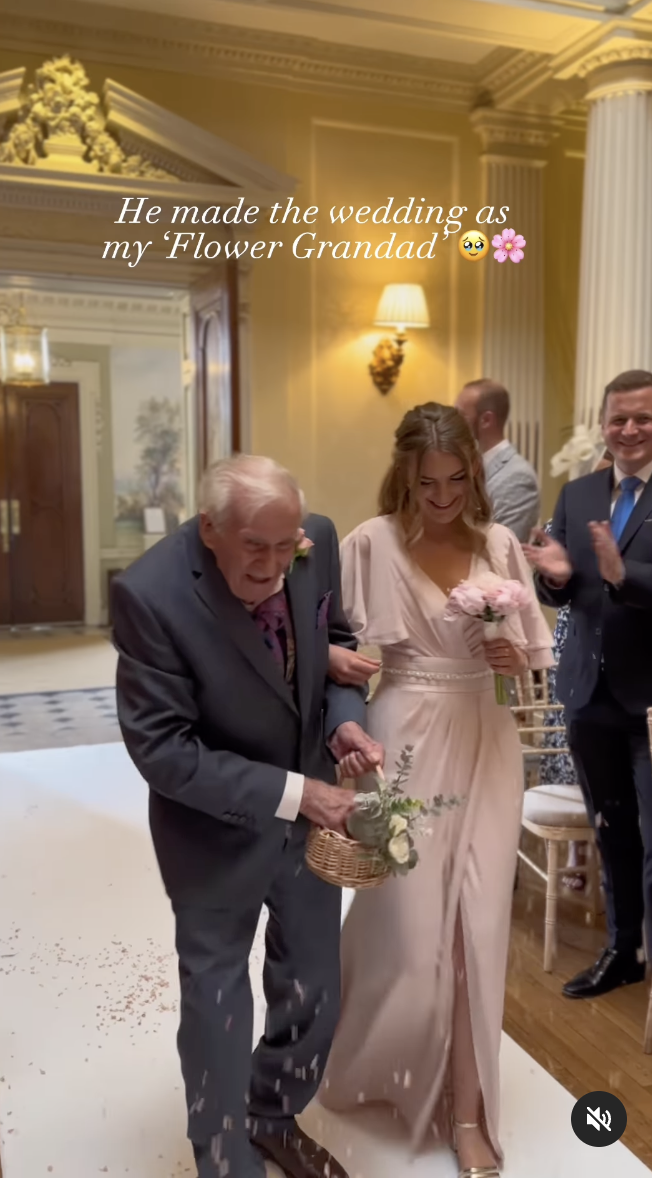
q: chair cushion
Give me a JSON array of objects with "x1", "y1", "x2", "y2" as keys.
[{"x1": 522, "y1": 783, "x2": 590, "y2": 828}]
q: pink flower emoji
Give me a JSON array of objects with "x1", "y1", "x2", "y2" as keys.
[{"x1": 492, "y1": 228, "x2": 526, "y2": 263}]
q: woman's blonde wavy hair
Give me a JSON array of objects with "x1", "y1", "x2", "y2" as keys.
[{"x1": 378, "y1": 401, "x2": 492, "y2": 547}]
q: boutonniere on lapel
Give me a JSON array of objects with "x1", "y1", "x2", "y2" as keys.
[{"x1": 289, "y1": 528, "x2": 314, "y2": 574}]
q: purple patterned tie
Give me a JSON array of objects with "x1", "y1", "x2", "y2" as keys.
[{"x1": 251, "y1": 589, "x2": 292, "y2": 677}]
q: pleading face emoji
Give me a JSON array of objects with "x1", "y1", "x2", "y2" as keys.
[{"x1": 459, "y1": 231, "x2": 489, "y2": 261}]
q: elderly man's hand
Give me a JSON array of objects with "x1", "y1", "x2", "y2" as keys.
[
  {"x1": 299, "y1": 779, "x2": 358, "y2": 836},
  {"x1": 328, "y1": 721, "x2": 384, "y2": 780}
]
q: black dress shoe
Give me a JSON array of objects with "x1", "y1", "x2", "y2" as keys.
[
  {"x1": 193, "y1": 1140, "x2": 266, "y2": 1177},
  {"x1": 253, "y1": 1125, "x2": 349, "y2": 1178},
  {"x1": 562, "y1": 947, "x2": 645, "y2": 999}
]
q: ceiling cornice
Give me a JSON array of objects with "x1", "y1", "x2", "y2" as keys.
[
  {"x1": 470, "y1": 107, "x2": 565, "y2": 148},
  {"x1": 0, "y1": 0, "x2": 598, "y2": 124},
  {"x1": 557, "y1": 101, "x2": 589, "y2": 129},
  {"x1": 0, "y1": 1, "x2": 479, "y2": 113},
  {"x1": 556, "y1": 32, "x2": 652, "y2": 81},
  {"x1": 480, "y1": 49, "x2": 559, "y2": 108}
]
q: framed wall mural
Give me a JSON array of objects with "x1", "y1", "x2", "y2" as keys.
[{"x1": 110, "y1": 346, "x2": 186, "y2": 546}]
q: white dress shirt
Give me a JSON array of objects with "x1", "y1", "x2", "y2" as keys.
[
  {"x1": 276, "y1": 772, "x2": 305, "y2": 821},
  {"x1": 244, "y1": 582, "x2": 305, "y2": 822},
  {"x1": 610, "y1": 460, "x2": 652, "y2": 515}
]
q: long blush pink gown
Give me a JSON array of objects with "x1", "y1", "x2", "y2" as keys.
[{"x1": 319, "y1": 516, "x2": 553, "y2": 1162}]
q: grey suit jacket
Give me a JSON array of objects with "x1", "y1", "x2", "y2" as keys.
[
  {"x1": 110, "y1": 513, "x2": 367, "y2": 903},
  {"x1": 484, "y1": 442, "x2": 540, "y2": 542}
]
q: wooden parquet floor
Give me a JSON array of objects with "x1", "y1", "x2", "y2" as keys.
[{"x1": 506, "y1": 883, "x2": 652, "y2": 1169}]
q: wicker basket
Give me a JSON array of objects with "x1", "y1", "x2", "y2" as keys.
[{"x1": 305, "y1": 826, "x2": 391, "y2": 889}]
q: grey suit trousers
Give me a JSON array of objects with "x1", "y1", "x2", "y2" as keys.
[{"x1": 175, "y1": 819, "x2": 342, "y2": 1177}]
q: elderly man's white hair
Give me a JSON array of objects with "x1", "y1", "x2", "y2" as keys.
[{"x1": 199, "y1": 454, "x2": 306, "y2": 528}]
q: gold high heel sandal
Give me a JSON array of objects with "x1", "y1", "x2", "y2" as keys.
[{"x1": 453, "y1": 1121, "x2": 500, "y2": 1178}]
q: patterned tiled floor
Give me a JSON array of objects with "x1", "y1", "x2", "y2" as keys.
[{"x1": 0, "y1": 688, "x2": 120, "y2": 753}]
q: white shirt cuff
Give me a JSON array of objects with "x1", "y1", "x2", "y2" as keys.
[{"x1": 275, "y1": 771, "x2": 304, "y2": 822}]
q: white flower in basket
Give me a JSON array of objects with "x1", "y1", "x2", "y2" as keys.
[{"x1": 345, "y1": 747, "x2": 464, "y2": 876}]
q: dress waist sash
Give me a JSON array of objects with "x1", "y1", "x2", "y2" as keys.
[{"x1": 379, "y1": 654, "x2": 493, "y2": 693}]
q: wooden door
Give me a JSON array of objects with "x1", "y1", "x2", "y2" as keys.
[
  {"x1": 3, "y1": 382, "x2": 84, "y2": 625},
  {"x1": 190, "y1": 259, "x2": 240, "y2": 475}
]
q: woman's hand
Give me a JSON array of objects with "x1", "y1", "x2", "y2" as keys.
[
  {"x1": 483, "y1": 638, "x2": 528, "y2": 677},
  {"x1": 523, "y1": 529, "x2": 572, "y2": 586},
  {"x1": 328, "y1": 645, "x2": 381, "y2": 686}
]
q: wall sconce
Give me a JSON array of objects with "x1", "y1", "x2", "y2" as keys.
[
  {"x1": 369, "y1": 284, "x2": 430, "y2": 395},
  {"x1": 0, "y1": 301, "x2": 51, "y2": 386}
]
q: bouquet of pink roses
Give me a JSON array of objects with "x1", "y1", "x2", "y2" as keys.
[{"x1": 444, "y1": 578, "x2": 531, "y2": 704}]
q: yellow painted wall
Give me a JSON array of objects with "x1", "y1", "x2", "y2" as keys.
[
  {"x1": 0, "y1": 45, "x2": 584, "y2": 538},
  {"x1": 250, "y1": 108, "x2": 484, "y2": 535},
  {"x1": 542, "y1": 139, "x2": 585, "y2": 522}
]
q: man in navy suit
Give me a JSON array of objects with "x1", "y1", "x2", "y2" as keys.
[
  {"x1": 525, "y1": 370, "x2": 652, "y2": 999},
  {"x1": 111, "y1": 454, "x2": 383, "y2": 1178}
]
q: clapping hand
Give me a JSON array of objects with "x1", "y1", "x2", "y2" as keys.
[
  {"x1": 588, "y1": 520, "x2": 625, "y2": 585},
  {"x1": 522, "y1": 529, "x2": 572, "y2": 586}
]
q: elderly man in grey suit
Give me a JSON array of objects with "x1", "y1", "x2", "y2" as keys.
[
  {"x1": 111, "y1": 454, "x2": 383, "y2": 1178},
  {"x1": 456, "y1": 378, "x2": 540, "y2": 541}
]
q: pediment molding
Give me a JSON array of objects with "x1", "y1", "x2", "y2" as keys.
[
  {"x1": 0, "y1": 55, "x2": 296, "y2": 217},
  {"x1": 103, "y1": 80, "x2": 292, "y2": 194}
]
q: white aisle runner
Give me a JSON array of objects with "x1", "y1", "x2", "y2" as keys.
[{"x1": 0, "y1": 744, "x2": 648, "y2": 1178}]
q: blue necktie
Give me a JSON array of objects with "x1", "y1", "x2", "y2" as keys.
[{"x1": 611, "y1": 476, "x2": 642, "y2": 541}]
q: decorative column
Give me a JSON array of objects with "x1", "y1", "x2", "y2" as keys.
[
  {"x1": 471, "y1": 111, "x2": 560, "y2": 477},
  {"x1": 571, "y1": 59, "x2": 652, "y2": 428}
]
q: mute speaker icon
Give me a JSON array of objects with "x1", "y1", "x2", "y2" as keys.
[{"x1": 587, "y1": 1107, "x2": 611, "y2": 1132}]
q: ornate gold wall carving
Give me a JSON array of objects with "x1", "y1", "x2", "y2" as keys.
[{"x1": 0, "y1": 55, "x2": 172, "y2": 178}]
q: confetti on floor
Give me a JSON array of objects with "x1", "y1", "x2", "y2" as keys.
[{"x1": 0, "y1": 744, "x2": 648, "y2": 1177}]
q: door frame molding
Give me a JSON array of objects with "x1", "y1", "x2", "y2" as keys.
[
  {"x1": 191, "y1": 259, "x2": 241, "y2": 476},
  {"x1": 0, "y1": 268, "x2": 253, "y2": 626},
  {"x1": 49, "y1": 359, "x2": 102, "y2": 627}
]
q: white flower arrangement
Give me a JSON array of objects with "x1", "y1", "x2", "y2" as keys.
[
  {"x1": 550, "y1": 424, "x2": 604, "y2": 480},
  {"x1": 345, "y1": 747, "x2": 463, "y2": 876}
]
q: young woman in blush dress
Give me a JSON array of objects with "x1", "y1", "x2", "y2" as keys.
[{"x1": 319, "y1": 403, "x2": 553, "y2": 1178}]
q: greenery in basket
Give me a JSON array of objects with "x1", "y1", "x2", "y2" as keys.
[{"x1": 345, "y1": 746, "x2": 464, "y2": 876}]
